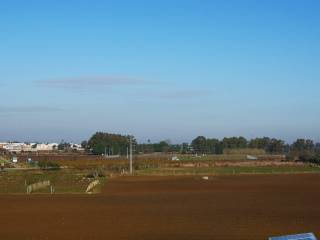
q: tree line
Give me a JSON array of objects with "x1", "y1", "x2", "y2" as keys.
[
  {"x1": 81, "y1": 132, "x2": 320, "y2": 163},
  {"x1": 82, "y1": 132, "x2": 136, "y2": 155}
]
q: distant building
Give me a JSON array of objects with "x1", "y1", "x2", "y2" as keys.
[
  {"x1": 2, "y1": 142, "x2": 82, "y2": 153},
  {"x1": 36, "y1": 143, "x2": 55, "y2": 151},
  {"x1": 70, "y1": 143, "x2": 85, "y2": 151},
  {"x1": 0, "y1": 143, "x2": 8, "y2": 149},
  {"x1": 4, "y1": 143, "x2": 24, "y2": 153},
  {"x1": 21, "y1": 143, "x2": 36, "y2": 152}
]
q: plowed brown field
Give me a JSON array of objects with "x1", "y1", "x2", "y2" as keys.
[{"x1": 1, "y1": 174, "x2": 320, "y2": 240}]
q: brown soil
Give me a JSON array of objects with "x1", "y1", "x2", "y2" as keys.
[{"x1": 1, "y1": 174, "x2": 320, "y2": 240}]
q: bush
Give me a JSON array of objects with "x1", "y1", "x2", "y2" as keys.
[
  {"x1": 309, "y1": 154, "x2": 320, "y2": 164},
  {"x1": 38, "y1": 161, "x2": 60, "y2": 170},
  {"x1": 299, "y1": 152, "x2": 313, "y2": 162},
  {"x1": 86, "y1": 168, "x2": 105, "y2": 178},
  {"x1": 285, "y1": 154, "x2": 295, "y2": 161},
  {"x1": 297, "y1": 153, "x2": 320, "y2": 164}
]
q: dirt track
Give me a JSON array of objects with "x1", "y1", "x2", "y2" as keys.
[{"x1": 1, "y1": 174, "x2": 320, "y2": 240}]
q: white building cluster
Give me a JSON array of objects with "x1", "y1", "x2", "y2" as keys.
[{"x1": 0, "y1": 142, "x2": 83, "y2": 153}]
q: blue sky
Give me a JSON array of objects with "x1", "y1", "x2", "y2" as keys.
[{"x1": 0, "y1": 0, "x2": 319, "y2": 143}]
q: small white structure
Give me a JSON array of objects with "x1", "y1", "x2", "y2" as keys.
[
  {"x1": 12, "y1": 156, "x2": 18, "y2": 163},
  {"x1": 247, "y1": 155, "x2": 258, "y2": 160},
  {"x1": 172, "y1": 156, "x2": 180, "y2": 161},
  {"x1": 70, "y1": 143, "x2": 84, "y2": 151}
]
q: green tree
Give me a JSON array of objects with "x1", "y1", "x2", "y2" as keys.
[
  {"x1": 291, "y1": 139, "x2": 315, "y2": 153},
  {"x1": 290, "y1": 139, "x2": 315, "y2": 160},
  {"x1": 87, "y1": 132, "x2": 135, "y2": 155},
  {"x1": 152, "y1": 140, "x2": 170, "y2": 152},
  {"x1": 249, "y1": 137, "x2": 271, "y2": 149},
  {"x1": 206, "y1": 138, "x2": 223, "y2": 154},
  {"x1": 222, "y1": 137, "x2": 247, "y2": 149},
  {"x1": 81, "y1": 140, "x2": 88, "y2": 149},
  {"x1": 180, "y1": 142, "x2": 190, "y2": 154},
  {"x1": 58, "y1": 141, "x2": 71, "y2": 151},
  {"x1": 191, "y1": 136, "x2": 207, "y2": 154},
  {"x1": 265, "y1": 138, "x2": 285, "y2": 154}
]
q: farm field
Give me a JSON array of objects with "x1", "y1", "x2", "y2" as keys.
[
  {"x1": 0, "y1": 169, "x2": 106, "y2": 194},
  {"x1": 1, "y1": 158, "x2": 320, "y2": 194},
  {"x1": 1, "y1": 174, "x2": 320, "y2": 240},
  {"x1": 1, "y1": 160, "x2": 319, "y2": 194},
  {"x1": 135, "y1": 165, "x2": 320, "y2": 176}
]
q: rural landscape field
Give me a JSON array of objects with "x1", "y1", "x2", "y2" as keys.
[
  {"x1": 2, "y1": 1, "x2": 320, "y2": 239},
  {"x1": 1, "y1": 149, "x2": 320, "y2": 239},
  {"x1": 1, "y1": 173, "x2": 320, "y2": 240}
]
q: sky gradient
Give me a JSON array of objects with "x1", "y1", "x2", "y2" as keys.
[{"x1": 1, "y1": 0, "x2": 320, "y2": 143}]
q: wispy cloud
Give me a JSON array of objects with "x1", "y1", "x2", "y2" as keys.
[
  {"x1": 157, "y1": 89, "x2": 212, "y2": 99},
  {"x1": 132, "y1": 89, "x2": 213, "y2": 100},
  {"x1": 36, "y1": 76, "x2": 152, "y2": 89},
  {"x1": 0, "y1": 106, "x2": 64, "y2": 114}
]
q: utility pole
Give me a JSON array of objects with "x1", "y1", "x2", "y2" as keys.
[
  {"x1": 126, "y1": 146, "x2": 129, "y2": 159},
  {"x1": 129, "y1": 136, "x2": 133, "y2": 174}
]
